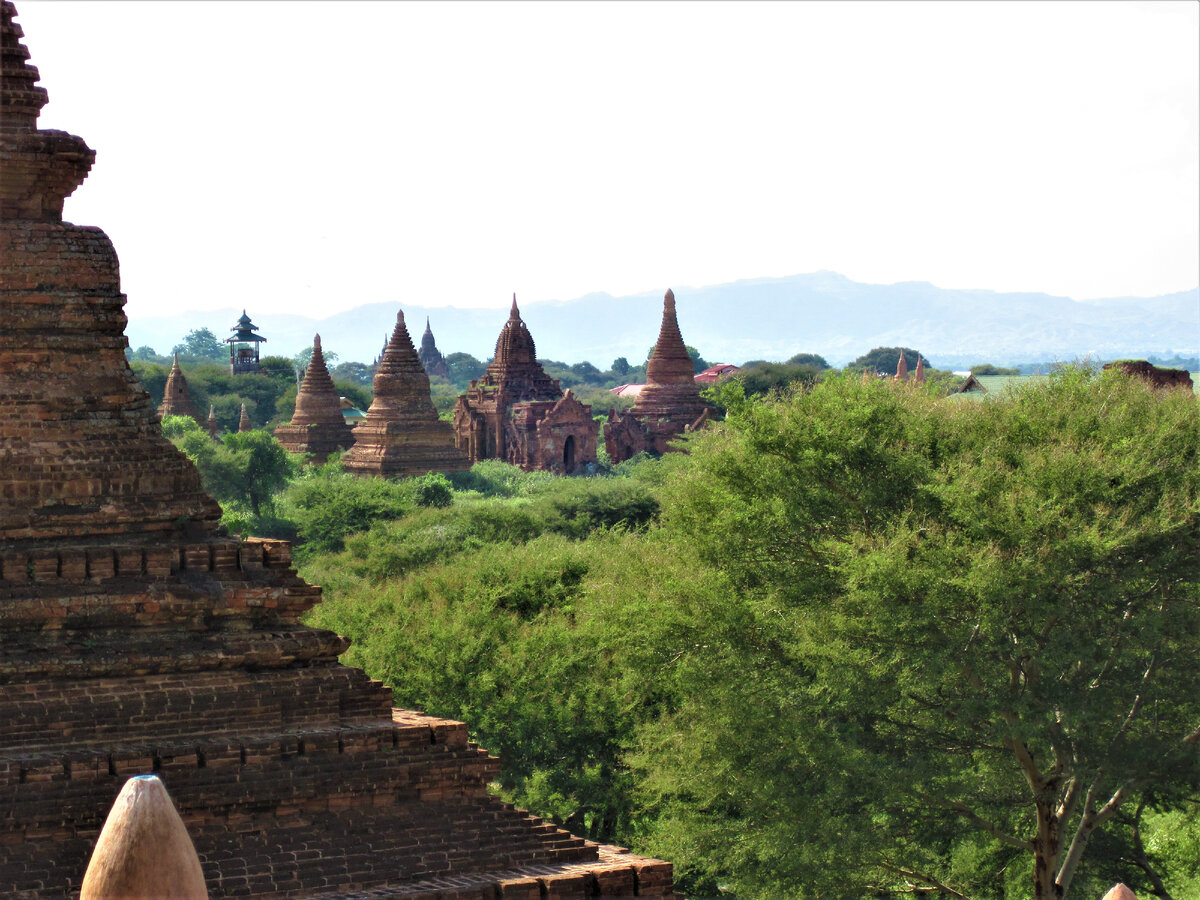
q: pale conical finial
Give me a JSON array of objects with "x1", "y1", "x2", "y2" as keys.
[
  {"x1": 313, "y1": 333, "x2": 322, "y2": 349},
  {"x1": 510, "y1": 293, "x2": 520, "y2": 318},
  {"x1": 80, "y1": 775, "x2": 208, "y2": 900},
  {"x1": 664, "y1": 288, "x2": 675, "y2": 309},
  {"x1": 396, "y1": 309, "x2": 406, "y2": 326}
]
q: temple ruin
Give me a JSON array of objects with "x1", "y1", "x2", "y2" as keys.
[
  {"x1": 453, "y1": 296, "x2": 599, "y2": 473},
  {"x1": 418, "y1": 317, "x2": 451, "y2": 378},
  {"x1": 0, "y1": 5, "x2": 674, "y2": 897},
  {"x1": 157, "y1": 352, "x2": 200, "y2": 423},
  {"x1": 605, "y1": 289, "x2": 708, "y2": 463},
  {"x1": 273, "y1": 334, "x2": 356, "y2": 464},
  {"x1": 341, "y1": 308, "x2": 471, "y2": 478}
]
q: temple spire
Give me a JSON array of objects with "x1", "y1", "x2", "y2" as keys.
[{"x1": 645, "y1": 288, "x2": 695, "y2": 386}]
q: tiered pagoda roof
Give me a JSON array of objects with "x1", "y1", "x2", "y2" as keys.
[{"x1": 273, "y1": 334, "x2": 355, "y2": 463}]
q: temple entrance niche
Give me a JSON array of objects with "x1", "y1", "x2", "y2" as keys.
[{"x1": 563, "y1": 435, "x2": 576, "y2": 472}]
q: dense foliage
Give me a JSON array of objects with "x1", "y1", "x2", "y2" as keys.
[{"x1": 162, "y1": 368, "x2": 1199, "y2": 899}]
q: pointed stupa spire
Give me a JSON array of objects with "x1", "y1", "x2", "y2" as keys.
[
  {"x1": 237, "y1": 403, "x2": 252, "y2": 432},
  {"x1": 206, "y1": 404, "x2": 219, "y2": 438},
  {"x1": 645, "y1": 289, "x2": 695, "y2": 386},
  {"x1": 895, "y1": 353, "x2": 909, "y2": 381},
  {"x1": 493, "y1": 293, "x2": 537, "y2": 366},
  {"x1": 418, "y1": 316, "x2": 449, "y2": 378},
  {"x1": 274, "y1": 333, "x2": 354, "y2": 462},
  {"x1": 0, "y1": 1, "x2": 95, "y2": 220},
  {"x1": 914, "y1": 355, "x2": 926, "y2": 384},
  {"x1": 341, "y1": 307, "x2": 469, "y2": 477},
  {"x1": 157, "y1": 352, "x2": 198, "y2": 422}
]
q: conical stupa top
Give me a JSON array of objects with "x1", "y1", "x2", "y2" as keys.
[
  {"x1": 0, "y1": 1, "x2": 94, "y2": 221},
  {"x1": 158, "y1": 352, "x2": 198, "y2": 421},
  {"x1": 206, "y1": 404, "x2": 219, "y2": 436},
  {"x1": 289, "y1": 333, "x2": 345, "y2": 426},
  {"x1": 424, "y1": 317, "x2": 433, "y2": 335},
  {"x1": 914, "y1": 355, "x2": 926, "y2": 384},
  {"x1": 238, "y1": 403, "x2": 252, "y2": 432},
  {"x1": 1, "y1": 0, "x2": 49, "y2": 129},
  {"x1": 645, "y1": 289, "x2": 695, "y2": 386},
  {"x1": 376, "y1": 310, "x2": 426, "y2": 376},
  {"x1": 420, "y1": 318, "x2": 438, "y2": 353},
  {"x1": 350, "y1": 307, "x2": 439, "y2": 423},
  {"x1": 895, "y1": 353, "x2": 909, "y2": 380},
  {"x1": 493, "y1": 293, "x2": 537, "y2": 365}
]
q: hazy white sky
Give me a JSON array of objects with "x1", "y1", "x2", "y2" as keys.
[{"x1": 14, "y1": 0, "x2": 1199, "y2": 321}]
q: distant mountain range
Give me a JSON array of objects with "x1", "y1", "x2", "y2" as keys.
[{"x1": 125, "y1": 272, "x2": 1200, "y2": 370}]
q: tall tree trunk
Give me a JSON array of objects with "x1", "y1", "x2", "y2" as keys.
[{"x1": 1033, "y1": 800, "x2": 1065, "y2": 900}]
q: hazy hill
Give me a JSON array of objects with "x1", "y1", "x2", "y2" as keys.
[{"x1": 125, "y1": 273, "x2": 1199, "y2": 369}]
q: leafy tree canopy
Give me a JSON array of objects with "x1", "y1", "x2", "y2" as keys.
[
  {"x1": 971, "y1": 363, "x2": 1021, "y2": 376},
  {"x1": 785, "y1": 351, "x2": 831, "y2": 369},
  {"x1": 172, "y1": 327, "x2": 226, "y2": 361},
  {"x1": 636, "y1": 369, "x2": 1200, "y2": 899},
  {"x1": 850, "y1": 345, "x2": 927, "y2": 375}
]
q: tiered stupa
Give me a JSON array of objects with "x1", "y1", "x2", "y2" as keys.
[
  {"x1": 237, "y1": 402, "x2": 252, "y2": 432},
  {"x1": 605, "y1": 289, "x2": 708, "y2": 463},
  {"x1": 453, "y1": 296, "x2": 599, "y2": 472},
  {"x1": 273, "y1": 334, "x2": 355, "y2": 463},
  {"x1": 156, "y1": 352, "x2": 200, "y2": 423},
  {"x1": 418, "y1": 317, "x2": 450, "y2": 378},
  {"x1": 0, "y1": 5, "x2": 674, "y2": 897},
  {"x1": 341, "y1": 309, "x2": 470, "y2": 477},
  {"x1": 205, "y1": 403, "x2": 220, "y2": 438}
]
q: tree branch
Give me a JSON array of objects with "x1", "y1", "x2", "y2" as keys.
[
  {"x1": 879, "y1": 862, "x2": 973, "y2": 899},
  {"x1": 1056, "y1": 777, "x2": 1134, "y2": 894},
  {"x1": 912, "y1": 791, "x2": 1031, "y2": 851}
]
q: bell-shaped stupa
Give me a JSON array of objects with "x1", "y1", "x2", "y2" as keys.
[
  {"x1": 606, "y1": 289, "x2": 709, "y2": 462},
  {"x1": 273, "y1": 334, "x2": 355, "y2": 463},
  {"x1": 0, "y1": 6, "x2": 672, "y2": 896},
  {"x1": 341, "y1": 309, "x2": 470, "y2": 477}
]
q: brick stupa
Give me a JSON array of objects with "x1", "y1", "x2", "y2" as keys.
[
  {"x1": 0, "y1": 5, "x2": 674, "y2": 897},
  {"x1": 156, "y1": 353, "x2": 200, "y2": 423},
  {"x1": 417, "y1": 317, "x2": 450, "y2": 379},
  {"x1": 453, "y1": 296, "x2": 599, "y2": 473},
  {"x1": 606, "y1": 289, "x2": 708, "y2": 463},
  {"x1": 341, "y1": 309, "x2": 470, "y2": 478},
  {"x1": 273, "y1": 334, "x2": 355, "y2": 464}
]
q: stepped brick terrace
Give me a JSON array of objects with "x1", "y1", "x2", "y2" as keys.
[{"x1": 0, "y1": 3, "x2": 674, "y2": 896}]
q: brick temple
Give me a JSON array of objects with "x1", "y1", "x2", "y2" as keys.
[
  {"x1": 606, "y1": 290, "x2": 709, "y2": 463},
  {"x1": 453, "y1": 297, "x2": 599, "y2": 473},
  {"x1": 158, "y1": 352, "x2": 201, "y2": 423},
  {"x1": 273, "y1": 334, "x2": 356, "y2": 464},
  {"x1": 341, "y1": 309, "x2": 471, "y2": 478},
  {"x1": 0, "y1": 5, "x2": 674, "y2": 897},
  {"x1": 418, "y1": 317, "x2": 450, "y2": 379}
]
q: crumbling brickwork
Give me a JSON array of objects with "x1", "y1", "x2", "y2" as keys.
[
  {"x1": 606, "y1": 290, "x2": 709, "y2": 463},
  {"x1": 1101, "y1": 359, "x2": 1194, "y2": 390},
  {"x1": 0, "y1": 5, "x2": 674, "y2": 896},
  {"x1": 453, "y1": 297, "x2": 598, "y2": 473}
]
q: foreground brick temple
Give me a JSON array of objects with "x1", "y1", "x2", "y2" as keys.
[
  {"x1": 453, "y1": 297, "x2": 599, "y2": 473},
  {"x1": 0, "y1": 4, "x2": 674, "y2": 896},
  {"x1": 606, "y1": 290, "x2": 709, "y2": 463}
]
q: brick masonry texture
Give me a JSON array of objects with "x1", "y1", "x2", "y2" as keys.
[
  {"x1": 274, "y1": 335, "x2": 356, "y2": 464},
  {"x1": 0, "y1": 4, "x2": 675, "y2": 896},
  {"x1": 453, "y1": 297, "x2": 599, "y2": 473},
  {"x1": 606, "y1": 290, "x2": 710, "y2": 463}
]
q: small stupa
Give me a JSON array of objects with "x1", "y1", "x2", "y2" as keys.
[
  {"x1": 205, "y1": 404, "x2": 220, "y2": 438},
  {"x1": 273, "y1": 334, "x2": 355, "y2": 463},
  {"x1": 236, "y1": 403, "x2": 252, "y2": 432},
  {"x1": 156, "y1": 353, "x2": 199, "y2": 423},
  {"x1": 605, "y1": 289, "x2": 708, "y2": 463},
  {"x1": 341, "y1": 309, "x2": 470, "y2": 477}
]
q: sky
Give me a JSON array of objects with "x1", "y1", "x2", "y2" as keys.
[{"x1": 13, "y1": 0, "x2": 1200, "y2": 322}]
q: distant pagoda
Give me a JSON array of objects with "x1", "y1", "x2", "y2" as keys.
[
  {"x1": 156, "y1": 352, "x2": 199, "y2": 423},
  {"x1": 418, "y1": 317, "x2": 450, "y2": 378},
  {"x1": 452, "y1": 296, "x2": 598, "y2": 473},
  {"x1": 606, "y1": 289, "x2": 709, "y2": 463},
  {"x1": 341, "y1": 309, "x2": 470, "y2": 477},
  {"x1": 224, "y1": 309, "x2": 266, "y2": 375},
  {"x1": 273, "y1": 334, "x2": 355, "y2": 463}
]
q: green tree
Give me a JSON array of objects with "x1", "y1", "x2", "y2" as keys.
[
  {"x1": 446, "y1": 352, "x2": 486, "y2": 388},
  {"x1": 785, "y1": 351, "x2": 831, "y2": 369},
  {"x1": 636, "y1": 369, "x2": 1200, "y2": 899},
  {"x1": 294, "y1": 346, "x2": 338, "y2": 372},
  {"x1": 172, "y1": 327, "x2": 226, "y2": 361},
  {"x1": 218, "y1": 430, "x2": 296, "y2": 516},
  {"x1": 850, "y1": 345, "x2": 926, "y2": 375},
  {"x1": 611, "y1": 357, "x2": 632, "y2": 377},
  {"x1": 331, "y1": 361, "x2": 375, "y2": 386},
  {"x1": 971, "y1": 363, "x2": 1021, "y2": 376}
]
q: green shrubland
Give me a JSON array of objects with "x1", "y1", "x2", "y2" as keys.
[{"x1": 162, "y1": 370, "x2": 1200, "y2": 899}]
